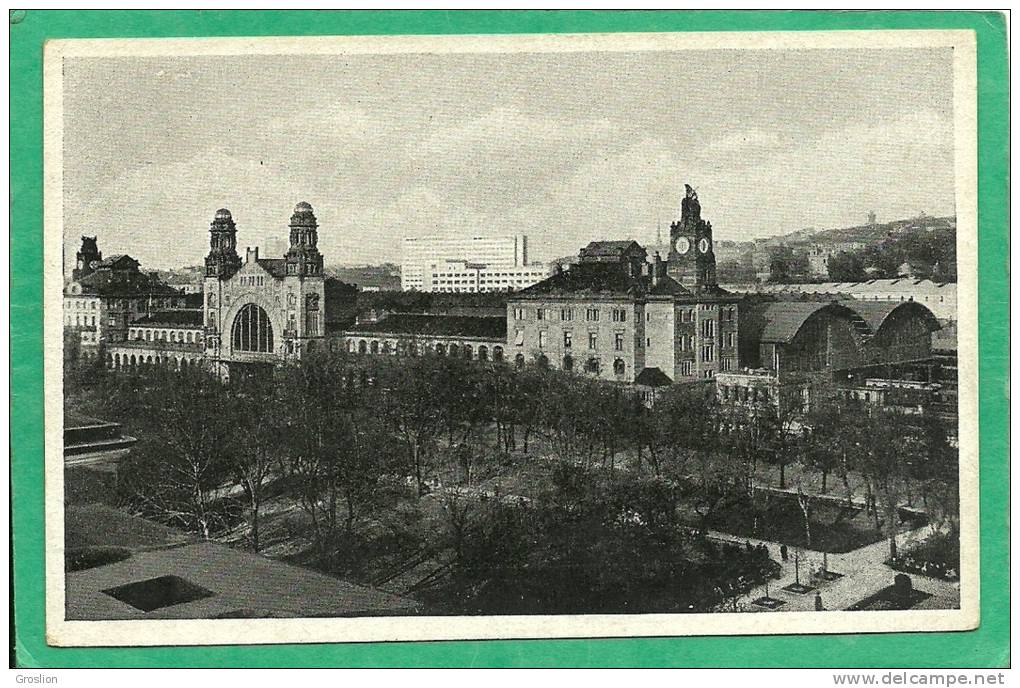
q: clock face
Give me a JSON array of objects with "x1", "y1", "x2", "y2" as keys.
[
  {"x1": 89, "y1": 260, "x2": 99, "y2": 268},
  {"x1": 673, "y1": 236, "x2": 691, "y2": 255},
  {"x1": 698, "y1": 238, "x2": 710, "y2": 254}
]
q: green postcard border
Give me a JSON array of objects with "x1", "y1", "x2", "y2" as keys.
[{"x1": 10, "y1": 10, "x2": 1009, "y2": 668}]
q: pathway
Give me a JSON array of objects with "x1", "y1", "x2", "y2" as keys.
[{"x1": 709, "y1": 526, "x2": 960, "y2": 612}]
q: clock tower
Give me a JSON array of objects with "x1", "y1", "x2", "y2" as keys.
[
  {"x1": 73, "y1": 236, "x2": 102, "y2": 281},
  {"x1": 667, "y1": 183, "x2": 717, "y2": 290}
]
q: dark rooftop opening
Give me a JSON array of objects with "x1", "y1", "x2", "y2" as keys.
[{"x1": 102, "y1": 575, "x2": 214, "y2": 612}]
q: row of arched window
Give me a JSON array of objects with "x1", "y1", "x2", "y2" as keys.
[
  {"x1": 107, "y1": 351, "x2": 203, "y2": 370},
  {"x1": 348, "y1": 337, "x2": 505, "y2": 362},
  {"x1": 131, "y1": 327, "x2": 204, "y2": 345},
  {"x1": 513, "y1": 353, "x2": 625, "y2": 376}
]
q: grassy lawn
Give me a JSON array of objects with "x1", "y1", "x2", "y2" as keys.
[{"x1": 702, "y1": 490, "x2": 928, "y2": 553}]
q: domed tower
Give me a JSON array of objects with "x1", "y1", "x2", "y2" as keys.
[
  {"x1": 205, "y1": 208, "x2": 242, "y2": 279},
  {"x1": 284, "y1": 201, "x2": 324, "y2": 277},
  {"x1": 667, "y1": 184, "x2": 718, "y2": 290}
]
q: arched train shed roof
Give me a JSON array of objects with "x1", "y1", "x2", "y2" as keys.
[
  {"x1": 848, "y1": 300, "x2": 942, "y2": 336},
  {"x1": 756, "y1": 299, "x2": 940, "y2": 344},
  {"x1": 758, "y1": 301, "x2": 861, "y2": 344}
]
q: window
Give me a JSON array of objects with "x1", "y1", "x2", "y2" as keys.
[
  {"x1": 586, "y1": 358, "x2": 600, "y2": 374},
  {"x1": 561, "y1": 308, "x2": 574, "y2": 321},
  {"x1": 514, "y1": 329, "x2": 525, "y2": 346},
  {"x1": 515, "y1": 353, "x2": 526, "y2": 369},
  {"x1": 588, "y1": 333, "x2": 598, "y2": 350},
  {"x1": 478, "y1": 345, "x2": 489, "y2": 361},
  {"x1": 538, "y1": 331, "x2": 547, "y2": 349},
  {"x1": 615, "y1": 332, "x2": 624, "y2": 351},
  {"x1": 681, "y1": 360, "x2": 693, "y2": 376},
  {"x1": 586, "y1": 308, "x2": 600, "y2": 322},
  {"x1": 612, "y1": 308, "x2": 627, "y2": 322},
  {"x1": 513, "y1": 307, "x2": 525, "y2": 319},
  {"x1": 231, "y1": 304, "x2": 274, "y2": 353},
  {"x1": 724, "y1": 333, "x2": 735, "y2": 348},
  {"x1": 646, "y1": 337, "x2": 651, "y2": 347},
  {"x1": 702, "y1": 344, "x2": 715, "y2": 362},
  {"x1": 493, "y1": 346, "x2": 504, "y2": 362},
  {"x1": 563, "y1": 331, "x2": 572, "y2": 348},
  {"x1": 721, "y1": 357, "x2": 734, "y2": 372},
  {"x1": 613, "y1": 358, "x2": 625, "y2": 376},
  {"x1": 536, "y1": 308, "x2": 545, "y2": 321},
  {"x1": 563, "y1": 354, "x2": 573, "y2": 371},
  {"x1": 702, "y1": 319, "x2": 715, "y2": 338}
]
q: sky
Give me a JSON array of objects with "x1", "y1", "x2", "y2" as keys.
[{"x1": 62, "y1": 47, "x2": 956, "y2": 271}]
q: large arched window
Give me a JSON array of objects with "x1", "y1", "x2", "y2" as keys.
[
  {"x1": 231, "y1": 304, "x2": 274, "y2": 353},
  {"x1": 613, "y1": 358, "x2": 626, "y2": 376},
  {"x1": 477, "y1": 345, "x2": 488, "y2": 361}
]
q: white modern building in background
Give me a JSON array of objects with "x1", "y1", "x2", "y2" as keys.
[{"x1": 402, "y1": 234, "x2": 548, "y2": 292}]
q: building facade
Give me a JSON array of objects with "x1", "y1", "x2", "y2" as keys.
[
  {"x1": 507, "y1": 187, "x2": 740, "y2": 385},
  {"x1": 341, "y1": 312, "x2": 507, "y2": 361},
  {"x1": 105, "y1": 310, "x2": 206, "y2": 371},
  {"x1": 202, "y1": 204, "x2": 329, "y2": 376},
  {"x1": 420, "y1": 260, "x2": 550, "y2": 293},
  {"x1": 401, "y1": 234, "x2": 535, "y2": 292},
  {"x1": 64, "y1": 238, "x2": 187, "y2": 358}
]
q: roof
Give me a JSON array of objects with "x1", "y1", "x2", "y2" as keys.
[
  {"x1": 96, "y1": 254, "x2": 139, "y2": 269},
  {"x1": 747, "y1": 297, "x2": 941, "y2": 345},
  {"x1": 515, "y1": 262, "x2": 692, "y2": 299},
  {"x1": 73, "y1": 269, "x2": 183, "y2": 298},
  {"x1": 131, "y1": 310, "x2": 204, "y2": 327},
  {"x1": 347, "y1": 313, "x2": 506, "y2": 340},
  {"x1": 256, "y1": 258, "x2": 288, "y2": 278},
  {"x1": 758, "y1": 301, "x2": 859, "y2": 344},
  {"x1": 65, "y1": 507, "x2": 419, "y2": 620},
  {"x1": 747, "y1": 279, "x2": 956, "y2": 295},
  {"x1": 850, "y1": 300, "x2": 942, "y2": 334},
  {"x1": 579, "y1": 240, "x2": 646, "y2": 257},
  {"x1": 634, "y1": 367, "x2": 673, "y2": 387}
]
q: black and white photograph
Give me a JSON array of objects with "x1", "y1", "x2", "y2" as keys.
[{"x1": 45, "y1": 29, "x2": 979, "y2": 645}]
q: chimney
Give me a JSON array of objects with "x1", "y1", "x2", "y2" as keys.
[
  {"x1": 652, "y1": 252, "x2": 663, "y2": 286},
  {"x1": 246, "y1": 247, "x2": 259, "y2": 264}
]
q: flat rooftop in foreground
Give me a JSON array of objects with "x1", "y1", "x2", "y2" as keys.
[{"x1": 66, "y1": 505, "x2": 419, "y2": 620}]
